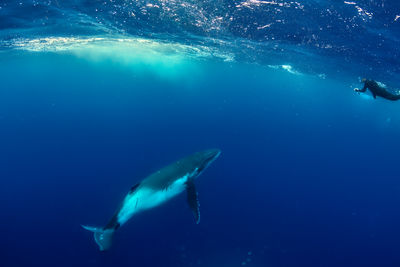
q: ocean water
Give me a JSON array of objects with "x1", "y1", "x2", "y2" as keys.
[{"x1": 1, "y1": 1, "x2": 400, "y2": 267}]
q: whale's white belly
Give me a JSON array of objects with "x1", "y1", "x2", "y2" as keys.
[{"x1": 117, "y1": 176, "x2": 188, "y2": 225}]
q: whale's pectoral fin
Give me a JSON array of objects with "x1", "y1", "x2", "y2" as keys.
[{"x1": 186, "y1": 178, "x2": 200, "y2": 224}]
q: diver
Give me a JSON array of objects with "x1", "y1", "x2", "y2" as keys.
[{"x1": 354, "y1": 78, "x2": 400, "y2": 101}]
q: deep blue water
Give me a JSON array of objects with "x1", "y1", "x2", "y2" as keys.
[{"x1": 1, "y1": 1, "x2": 400, "y2": 267}]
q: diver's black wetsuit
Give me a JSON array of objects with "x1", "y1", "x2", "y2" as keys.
[{"x1": 356, "y1": 79, "x2": 400, "y2": 101}]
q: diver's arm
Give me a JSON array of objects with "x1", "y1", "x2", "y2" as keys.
[{"x1": 354, "y1": 83, "x2": 367, "y2": 92}]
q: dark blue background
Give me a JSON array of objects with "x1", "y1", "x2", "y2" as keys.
[{"x1": 1, "y1": 51, "x2": 400, "y2": 266}]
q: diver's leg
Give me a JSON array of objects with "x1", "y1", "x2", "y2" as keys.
[{"x1": 384, "y1": 93, "x2": 400, "y2": 101}]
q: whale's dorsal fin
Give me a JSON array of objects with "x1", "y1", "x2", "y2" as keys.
[
  {"x1": 129, "y1": 182, "x2": 141, "y2": 194},
  {"x1": 186, "y1": 178, "x2": 200, "y2": 224}
]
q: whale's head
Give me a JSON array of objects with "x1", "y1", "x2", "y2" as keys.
[{"x1": 193, "y1": 149, "x2": 221, "y2": 175}]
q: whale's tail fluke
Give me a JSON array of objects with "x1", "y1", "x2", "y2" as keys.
[{"x1": 81, "y1": 225, "x2": 115, "y2": 251}]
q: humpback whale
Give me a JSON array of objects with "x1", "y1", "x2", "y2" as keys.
[{"x1": 82, "y1": 149, "x2": 221, "y2": 251}]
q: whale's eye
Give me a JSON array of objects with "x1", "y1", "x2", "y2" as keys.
[{"x1": 196, "y1": 163, "x2": 207, "y2": 175}]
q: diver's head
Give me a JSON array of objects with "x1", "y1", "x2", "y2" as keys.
[{"x1": 361, "y1": 78, "x2": 367, "y2": 83}]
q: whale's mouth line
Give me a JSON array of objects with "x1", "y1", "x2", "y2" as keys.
[
  {"x1": 207, "y1": 150, "x2": 221, "y2": 163},
  {"x1": 197, "y1": 150, "x2": 221, "y2": 176}
]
